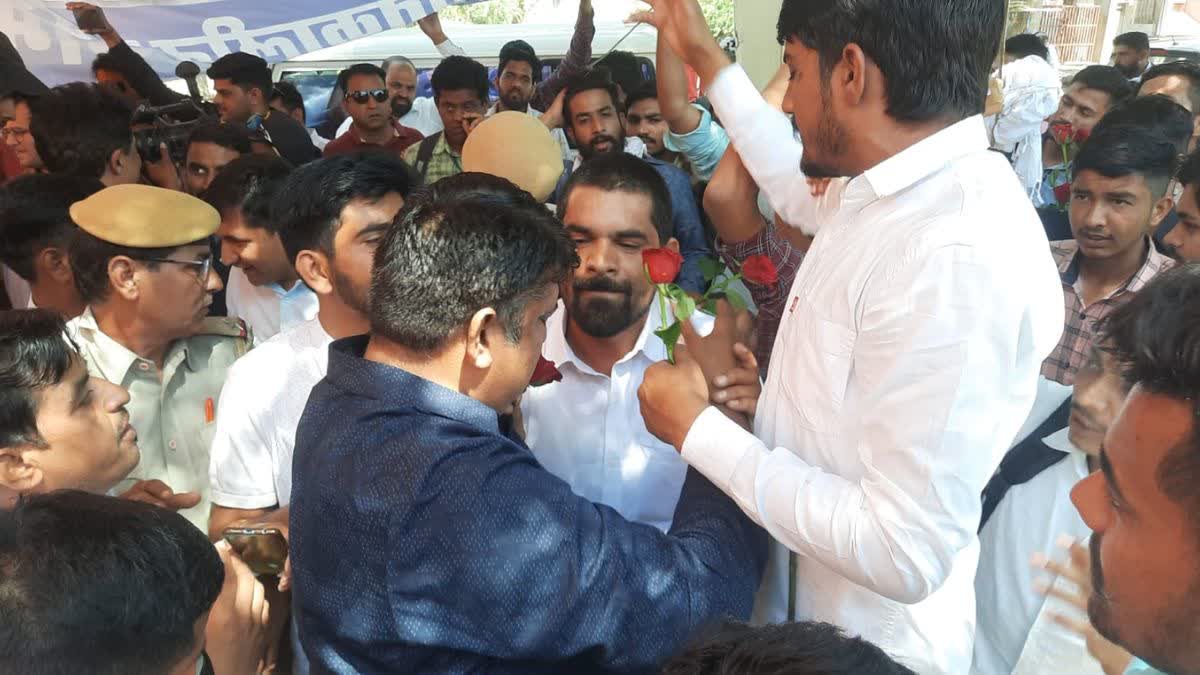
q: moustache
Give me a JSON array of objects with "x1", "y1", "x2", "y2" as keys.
[
  {"x1": 573, "y1": 276, "x2": 632, "y2": 296},
  {"x1": 588, "y1": 134, "x2": 618, "y2": 150}
]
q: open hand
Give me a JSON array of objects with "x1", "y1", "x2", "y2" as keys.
[
  {"x1": 629, "y1": 0, "x2": 729, "y2": 84},
  {"x1": 710, "y1": 342, "x2": 761, "y2": 420},
  {"x1": 540, "y1": 89, "x2": 567, "y2": 131},
  {"x1": 119, "y1": 479, "x2": 201, "y2": 511}
]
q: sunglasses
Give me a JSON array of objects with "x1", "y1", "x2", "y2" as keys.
[{"x1": 345, "y1": 89, "x2": 388, "y2": 104}]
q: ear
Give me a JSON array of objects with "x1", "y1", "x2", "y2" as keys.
[
  {"x1": 108, "y1": 146, "x2": 128, "y2": 176},
  {"x1": 295, "y1": 250, "x2": 332, "y2": 295},
  {"x1": 465, "y1": 307, "x2": 500, "y2": 370},
  {"x1": 665, "y1": 237, "x2": 680, "y2": 255},
  {"x1": 836, "y1": 43, "x2": 869, "y2": 107},
  {"x1": 39, "y1": 247, "x2": 74, "y2": 284},
  {"x1": 0, "y1": 446, "x2": 43, "y2": 494},
  {"x1": 108, "y1": 256, "x2": 140, "y2": 301},
  {"x1": 565, "y1": 125, "x2": 576, "y2": 146},
  {"x1": 619, "y1": 111, "x2": 628, "y2": 131},
  {"x1": 1151, "y1": 194, "x2": 1175, "y2": 229}
]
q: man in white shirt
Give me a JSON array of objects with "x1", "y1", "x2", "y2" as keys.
[
  {"x1": 487, "y1": 41, "x2": 573, "y2": 163},
  {"x1": 203, "y1": 154, "x2": 318, "y2": 345},
  {"x1": 207, "y1": 152, "x2": 414, "y2": 538},
  {"x1": 522, "y1": 152, "x2": 729, "y2": 531},
  {"x1": 634, "y1": 1, "x2": 1065, "y2": 672},
  {"x1": 973, "y1": 340, "x2": 1132, "y2": 675}
]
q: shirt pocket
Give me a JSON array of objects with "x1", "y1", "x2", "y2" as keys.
[
  {"x1": 778, "y1": 297, "x2": 856, "y2": 433},
  {"x1": 630, "y1": 431, "x2": 691, "y2": 530}
]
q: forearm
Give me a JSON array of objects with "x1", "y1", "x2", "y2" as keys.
[
  {"x1": 531, "y1": 2, "x2": 595, "y2": 111},
  {"x1": 704, "y1": 147, "x2": 766, "y2": 244},
  {"x1": 657, "y1": 33, "x2": 701, "y2": 133},
  {"x1": 108, "y1": 40, "x2": 182, "y2": 106}
]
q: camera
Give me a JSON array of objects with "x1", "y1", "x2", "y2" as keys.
[{"x1": 131, "y1": 100, "x2": 210, "y2": 164}]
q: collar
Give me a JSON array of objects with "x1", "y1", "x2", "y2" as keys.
[
  {"x1": 325, "y1": 336, "x2": 500, "y2": 434},
  {"x1": 486, "y1": 103, "x2": 543, "y2": 119},
  {"x1": 1054, "y1": 237, "x2": 1173, "y2": 291},
  {"x1": 348, "y1": 120, "x2": 406, "y2": 145},
  {"x1": 572, "y1": 137, "x2": 646, "y2": 171},
  {"x1": 268, "y1": 279, "x2": 310, "y2": 299},
  {"x1": 542, "y1": 301, "x2": 664, "y2": 377},
  {"x1": 854, "y1": 116, "x2": 989, "y2": 201},
  {"x1": 432, "y1": 132, "x2": 460, "y2": 158},
  {"x1": 1042, "y1": 426, "x2": 1079, "y2": 454},
  {"x1": 72, "y1": 307, "x2": 196, "y2": 380}
]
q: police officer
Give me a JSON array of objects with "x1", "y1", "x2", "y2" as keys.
[{"x1": 66, "y1": 184, "x2": 250, "y2": 531}]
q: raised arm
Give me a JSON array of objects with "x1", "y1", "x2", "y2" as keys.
[
  {"x1": 531, "y1": 0, "x2": 595, "y2": 111},
  {"x1": 656, "y1": 28, "x2": 701, "y2": 135},
  {"x1": 417, "y1": 12, "x2": 466, "y2": 57},
  {"x1": 66, "y1": 2, "x2": 184, "y2": 107}
]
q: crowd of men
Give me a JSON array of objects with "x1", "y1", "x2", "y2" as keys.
[{"x1": 2, "y1": 0, "x2": 1200, "y2": 673}]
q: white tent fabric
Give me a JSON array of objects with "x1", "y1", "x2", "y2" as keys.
[{"x1": 1, "y1": 0, "x2": 490, "y2": 86}]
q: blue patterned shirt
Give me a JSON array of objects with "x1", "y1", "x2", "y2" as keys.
[{"x1": 290, "y1": 336, "x2": 767, "y2": 674}]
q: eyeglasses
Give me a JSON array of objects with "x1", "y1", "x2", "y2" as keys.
[
  {"x1": 138, "y1": 256, "x2": 213, "y2": 284},
  {"x1": 0, "y1": 127, "x2": 29, "y2": 141},
  {"x1": 345, "y1": 89, "x2": 388, "y2": 104}
]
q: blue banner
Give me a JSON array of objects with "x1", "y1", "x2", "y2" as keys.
[{"x1": 2, "y1": 0, "x2": 491, "y2": 86}]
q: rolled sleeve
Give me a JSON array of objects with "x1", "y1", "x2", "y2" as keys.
[
  {"x1": 532, "y1": 9, "x2": 595, "y2": 111},
  {"x1": 208, "y1": 364, "x2": 281, "y2": 510},
  {"x1": 717, "y1": 225, "x2": 803, "y2": 373},
  {"x1": 664, "y1": 104, "x2": 729, "y2": 182}
]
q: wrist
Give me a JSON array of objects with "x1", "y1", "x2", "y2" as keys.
[
  {"x1": 102, "y1": 31, "x2": 122, "y2": 49},
  {"x1": 687, "y1": 41, "x2": 731, "y2": 87}
]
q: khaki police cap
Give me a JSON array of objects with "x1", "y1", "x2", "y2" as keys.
[
  {"x1": 463, "y1": 111, "x2": 564, "y2": 203},
  {"x1": 69, "y1": 184, "x2": 220, "y2": 248}
]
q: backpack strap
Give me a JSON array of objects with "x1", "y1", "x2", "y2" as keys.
[{"x1": 414, "y1": 132, "x2": 442, "y2": 182}]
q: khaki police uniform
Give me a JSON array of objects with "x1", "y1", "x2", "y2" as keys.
[{"x1": 65, "y1": 184, "x2": 250, "y2": 532}]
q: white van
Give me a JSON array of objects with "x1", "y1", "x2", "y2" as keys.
[{"x1": 271, "y1": 21, "x2": 658, "y2": 135}]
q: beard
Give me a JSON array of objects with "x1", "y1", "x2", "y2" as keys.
[
  {"x1": 332, "y1": 267, "x2": 370, "y2": 316},
  {"x1": 579, "y1": 131, "x2": 624, "y2": 161},
  {"x1": 500, "y1": 89, "x2": 529, "y2": 112},
  {"x1": 569, "y1": 275, "x2": 650, "y2": 339},
  {"x1": 391, "y1": 96, "x2": 413, "y2": 118},
  {"x1": 798, "y1": 88, "x2": 849, "y2": 178},
  {"x1": 1115, "y1": 61, "x2": 1140, "y2": 78}
]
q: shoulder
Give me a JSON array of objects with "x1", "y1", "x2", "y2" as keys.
[
  {"x1": 191, "y1": 317, "x2": 252, "y2": 358},
  {"x1": 643, "y1": 156, "x2": 694, "y2": 189}
]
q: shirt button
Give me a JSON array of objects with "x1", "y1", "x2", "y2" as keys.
[
  {"x1": 138, "y1": 362, "x2": 151, "y2": 371},
  {"x1": 168, "y1": 440, "x2": 177, "y2": 450}
]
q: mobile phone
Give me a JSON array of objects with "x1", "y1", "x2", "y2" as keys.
[
  {"x1": 72, "y1": 7, "x2": 107, "y2": 32},
  {"x1": 222, "y1": 527, "x2": 289, "y2": 576}
]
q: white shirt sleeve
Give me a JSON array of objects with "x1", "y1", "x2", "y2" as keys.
[
  {"x1": 681, "y1": 243, "x2": 1005, "y2": 605},
  {"x1": 435, "y1": 38, "x2": 466, "y2": 57},
  {"x1": 706, "y1": 64, "x2": 837, "y2": 234},
  {"x1": 208, "y1": 359, "x2": 281, "y2": 510}
]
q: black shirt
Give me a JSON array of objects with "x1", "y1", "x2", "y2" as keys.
[{"x1": 261, "y1": 111, "x2": 318, "y2": 166}]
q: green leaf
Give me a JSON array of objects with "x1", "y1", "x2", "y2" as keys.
[
  {"x1": 727, "y1": 289, "x2": 748, "y2": 312},
  {"x1": 698, "y1": 257, "x2": 725, "y2": 283},
  {"x1": 654, "y1": 321, "x2": 683, "y2": 365},
  {"x1": 700, "y1": 298, "x2": 718, "y2": 316},
  {"x1": 673, "y1": 295, "x2": 696, "y2": 322}
]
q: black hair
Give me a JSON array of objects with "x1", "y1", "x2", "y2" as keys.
[
  {"x1": 430, "y1": 55, "x2": 489, "y2": 105},
  {"x1": 1005, "y1": 34, "x2": 1049, "y2": 62},
  {"x1": 201, "y1": 154, "x2": 292, "y2": 232},
  {"x1": 0, "y1": 490, "x2": 224, "y2": 675},
  {"x1": 1113, "y1": 31, "x2": 1151, "y2": 52},
  {"x1": 1178, "y1": 151, "x2": 1200, "y2": 209},
  {"x1": 595, "y1": 50, "x2": 643, "y2": 97},
  {"x1": 272, "y1": 152, "x2": 416, "y2": 264},
  {"x1": 1103, "y1": 263, "x2": 1200, "y2": 534},
  {"x1": 560, "y1": 152, "x2": 673, "y2": 245},
  {"x1": 29, "y1": 82, "x2": 133, "y2": 179},
  {"x1": 1093, "y1": 94, "x2": 1195, "y2": 155},
  {"x1": 563, "y1": 69, "x2": 623, "y2": 122},
  {"x1": 0, "y1": 174, "x2": 103, "y2": 281},
  {"x1": 776, "y1": 0, "x2": 1004, "y2": 123},
  {"x1": 337, "y1": 63, "x2": 387, "y2": 95},
  {"x1": 661, "y1": 621, "x2": 916, "y2": 675},
  {"x1": 205, "y1": 52, "x2": 273, "y2": 99},
  {"x1": 368, "y1": 172, "x2": 578, "y2": 352},
  {"x1": 186, "y1": 120, "x2": 254, "y2": 156},
  {"x1": 498, "y1": 40, "x2": 541, "y2": 82},
  {"x1": 0, "y1": 309, "x2": 76, "y2": 450},
  {"x1": 68, "y1": 230, "x2": 179, "y2": 306},
  {"x1": 1071, "y1": 123, "x2": 1178, "y2": 199},
  {"x1": 624, "y1": 81, "x2": 660, "y2": 113},
  {"x1": 1070, "y1": 65, "x2": 1136, "y2": 106},
  {"x1": 271, "y1": 80, "x2": 305, "y2": 117},
  {"x1": 1140, "y1": 60, "x2": 1200, "y2": 114},
  {"x1": 90, "y1": 51, "x2": 129, "y2": 80}
]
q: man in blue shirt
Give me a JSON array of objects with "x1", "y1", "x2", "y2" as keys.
[
  {"x1": 289, "y1": 173, "x2": 767, "y2": 674},
  {"x1": 553, "y1": 70, "x2": 712, "y2": 292}
]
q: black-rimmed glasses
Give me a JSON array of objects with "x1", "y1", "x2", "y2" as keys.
[{"x1": 138, "y1": 256, "x2": 213, "y2": 284}]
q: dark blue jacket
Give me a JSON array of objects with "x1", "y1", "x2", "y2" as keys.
[{"x1": 290, "y1": 337, "x2": 767, "y2": 674}]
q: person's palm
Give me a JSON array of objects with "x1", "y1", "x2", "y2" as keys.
[{"x1": 631, "y1": 0, "x2": 717, "y2": 67}]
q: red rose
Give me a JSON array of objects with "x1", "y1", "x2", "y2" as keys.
[
  {"x1": 529, "y1": 356, "x2": 562, "y2": 387},
  {"x1": 1049, "y1": 122, "x2": 1073, "y2": 145},
  {"x1": 1072, "y1": 127, "x2": 1090, "y2": 144},
  {"x1": 643, "y1": 248, "x2": 683, "y2": 285},
  {"x1": 741, "y1": 255, "x2": 779, "y2": 286},
  {"x1": 1053, "y1": 182, "x2": 1072, "y2": 205}
]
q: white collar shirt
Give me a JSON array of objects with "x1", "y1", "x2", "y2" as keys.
[
  {"x1": 683, "y1": 64, "x2": 1065, "y2": 675},
  {"x1": 225, "y1": 266, "x2": 319, "y2": 346},
  {"x1": 208, "y1": 317, "x2": 332, "y2": 510},
  {"x1": 973, "y1": 429, "x2": 1097, "y2": 675},
  {"x1": 520, "y1": 303, "x2": 710, "y2": 532}
]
